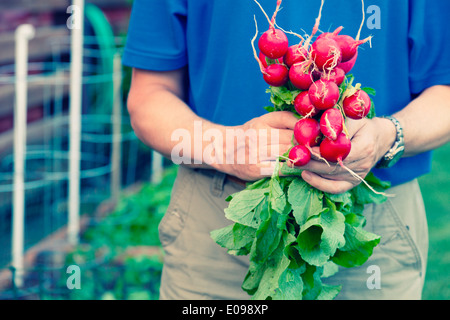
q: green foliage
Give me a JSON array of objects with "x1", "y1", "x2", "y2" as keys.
[
  {"x1": 83, "y1": 165, "x2": 178, "y2": 249},
  {"x1": 63, "y1": 166, "x2": 178, "y2": 300},
  {"x1": 211, "y1": 159, "x2": 389, "y2": 300},
  {"x1": 265, "y1": 86, "x2": 300, "y2": 113}
]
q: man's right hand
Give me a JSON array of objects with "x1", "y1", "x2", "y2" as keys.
[{"x1": 213, "y1": 111, "x2": 298, "y2": 182}]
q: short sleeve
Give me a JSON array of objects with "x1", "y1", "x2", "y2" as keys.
[
  {"x1": 122, "y1": 0, "x2": 187, "y2": 71},
  {"x1": 408, "y1": 0, "x2": 450, "y2": 94}
]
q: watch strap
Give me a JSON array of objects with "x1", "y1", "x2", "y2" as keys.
[{"x1": 375, "y1": 116, "x2": 405, "y2": 169}]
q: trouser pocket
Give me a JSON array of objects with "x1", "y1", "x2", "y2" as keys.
[
  {"x1": 158, "y1": 166, "x2": 193, "y2": 248},
  {"x1": 370, "y1": 180, "x2": 427, "y2": 274}
]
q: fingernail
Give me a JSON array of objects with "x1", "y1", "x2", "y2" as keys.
[{"x1": 302, "y1": 171, "x2": 311, "y2": 180}]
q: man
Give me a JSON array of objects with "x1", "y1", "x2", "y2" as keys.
[{"x1": 122, "y1": 0, "x2": 450, "y2": 299}]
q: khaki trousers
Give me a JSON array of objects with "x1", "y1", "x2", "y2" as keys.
[{"x1": 158, "y1": 165, "x2": 428, "y2": 300}]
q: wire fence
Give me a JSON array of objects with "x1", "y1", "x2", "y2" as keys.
[{"x1": 0, "y1": 31, "x2": 165, "y2": 299}]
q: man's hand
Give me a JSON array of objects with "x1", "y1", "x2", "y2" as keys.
[
  {"x1": 298, "y1": 117, "x2": 396, "y2": 194},
  {"x1": 214, "y1": 111, "x2": 298, "y2": 181}
]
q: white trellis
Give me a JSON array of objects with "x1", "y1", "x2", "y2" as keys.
[
  {"x1": 67, "y1": 0, "x2": 85, "y2": 247},
  {"x1": 7, "y1": 1, "x2": 165, "y2": 291},
  {"x1": 12, "y1": 23, "x2": 36, "y2": 288}
]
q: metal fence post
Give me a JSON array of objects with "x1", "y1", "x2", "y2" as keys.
[
  {"x1": 68, "y1": 0, "x2": 85, "y2": 246},
  {"x1": 12, "y1": 23, "x2": 35, "y2": 288}
]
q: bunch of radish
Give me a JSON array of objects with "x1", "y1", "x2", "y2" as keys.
[
  {"x1": 211, "y1": 0, "x2": 391, "y2": 302},
  {"x1": 252, "y1": 0, "x2": 374, "y2": 184}
]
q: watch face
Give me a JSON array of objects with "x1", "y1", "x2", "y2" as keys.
[{"x1": 385, "y1": 146, "x2": 405, "y2": 168}]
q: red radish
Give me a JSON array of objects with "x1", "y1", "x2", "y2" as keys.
[
  {"x1": 316, "y1": 26, "x2": 343, "y2": 41},
  {"x1": 256, "y1": 0, "x2": 288, "y2": 59},
  {"x1": 343, "y1": 89, "x2": 371, "y2": 119},
  {"x1": 262, "y1": 63, "x2": 289, "y2": 87},
  {"x1": 320, "y1": 108, "x2": 344, "y2": 140},
  {"x1": 320, "y1": 67, "x2": 345, "y2": 86},
  {"x1": 334, "y1": 34, "x2": 370, "y2": 62},
  {"x1": 319, "y1": 132, "x2": 351, "y2": 163},
  {"x1": 251, "y1": 0, "x2": 289, "y2": 82},
  {"x1": 308, "y1": 80, "x2": 340, "y2": 110},
  {"x1": 259, "y1": 51, "x2": 283, "y2": 68},
  {"x1": 258, "y1": 28, "x2": 289, "y2": 59},
  {"x1": 293, "y1": 91, "x2": 319, "y2": 117},
  {"x1": 294, "y1": 118, "x2": 321, "y2": 147},
  {"x1": 252, "y1": 0, "x2": 389, "y2": 197},
  {"x1": 312, "y1": 70, "x2": 322, "y2": 81},
  {"x1": 311, "y1": 37, "x2": 342, "y2": 71},
  {"x1": 283, "y1": 44, "x2": 308, "y2": 67},
  {"x1": 288, "y1": 144, "x2": 311, "y2": 166},
  {"x1": 289, "y1": 61, "x2": 314, "y2": 90},
  {"x1": 337, "y1": 51, "x2": 357, "y2": 74}
]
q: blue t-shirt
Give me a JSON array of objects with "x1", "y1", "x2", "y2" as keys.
[{"x1": 122, "y1": 0, "x2": 450, "y2": 186}]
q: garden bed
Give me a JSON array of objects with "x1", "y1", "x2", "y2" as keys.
[{"x1": 0, "y1": 165, "x2": 177, "y2": 300}]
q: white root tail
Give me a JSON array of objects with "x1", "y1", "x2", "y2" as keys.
[
  {"x1": 253, "y1": 0, "x2": 282, "y2": 30},
  {"x1": 253, "y1": 0, "x2": 272, "y2": 27},
  {"x1": 307, "y1": 145, "x2": 330, "y2": 167},
  {"x1": 277, "y1": 154, "x2": 297, "y2": 168},
  {"x1": 251, "y1": 16, "x2": 268, "y2": 75},
  {"x1": 338, "y1": 159, "x2": 394, "y2": 197},
  {"x1": 303, "y1": 0, "x2": 325, "y2": 50},
  {"x1": 356, "y1": 0, "x2": 365, "y2": 41}
]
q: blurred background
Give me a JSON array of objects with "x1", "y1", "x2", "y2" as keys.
[
  {"x1": 0, "y1": 0, "x2": 174, "y2": 300},
  {"x1": 0, "y1": 0, "x2": 448, "y2": 300}
]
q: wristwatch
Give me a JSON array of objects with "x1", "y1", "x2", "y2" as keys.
[{"x1": 375, "y1": 116, "x2": 405, "y2": 169}]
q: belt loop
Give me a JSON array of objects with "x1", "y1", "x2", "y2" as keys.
[{"x1": 211, "y1": 170, "x2": 226, "y2": 197}]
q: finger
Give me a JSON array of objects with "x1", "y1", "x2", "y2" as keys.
[
  {"x1": 340, "y1": 135, "x2": 373, "y2": 165},
  {"x1": 255, "y1": 128, "x2": 293, "y2": 151},
  {"x1": 277, "y1": 129, "x2": 295, "y2": 144},
  {"x1": 263, "y1": 111, "x2": 298, "y2": 130},
  {"x1": 305, "y1": 145, "x2": 349, "y2": 172},
  {"x1": 256, "y1": 160, "x2": 278, "y2": 177},
  {"x1": 344, "y1": 117, "x2": 368, "y2": 138},
  {"x1": 305, "y1": 143, "x2": 370, "y2": 174},
  {"x1": 302, "y1": 158, "x2": 371, "y2": 181},
  {"x1": 301, "y1": 170, "x2": 356, "y2": 194},
  {"x1": 258, "y1": 143, "x2": 292, "y2": 162},
  {"x1": 308, "y1": 171, "x2": 365, "y2": 183},
  {"x1": 298, "y1": 158, "x2": 341, "y2": 175}
]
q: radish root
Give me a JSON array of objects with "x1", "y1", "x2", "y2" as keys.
[
  {"x1": 277, "y1": 154, "x2": 298, "y2": 168},
  {"x1": 253, "y1": 0, "x2": 283, "y2": 31},
  {"x1": 253, "y1": 0, "x2": 272, "y2": 27},
  {"x1": 307, "y1": 146, "x2": 331, "y2": 167},
  {"x1": 304, "y1": 0, "x2": 325, "y2": 50},
  {"x1": 270, "y1": 0, "x2": 283, "y2": 30},
  {"x1": 338, "y1": 159, "x2": 394, "y2": 197},
  {"x1": 275, "y1": 23, "x2": 305, "y2": 42},
  {"x1": 251, "y1": 16, "x2": 269, "y2": 75},
  {"x1": 355, "y1": 0, "x2": 365, "y2": 41}
]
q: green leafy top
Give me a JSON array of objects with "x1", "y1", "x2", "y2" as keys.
[{"x1": 211, "y1": 161, "x2": 389, "y2": 300}]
